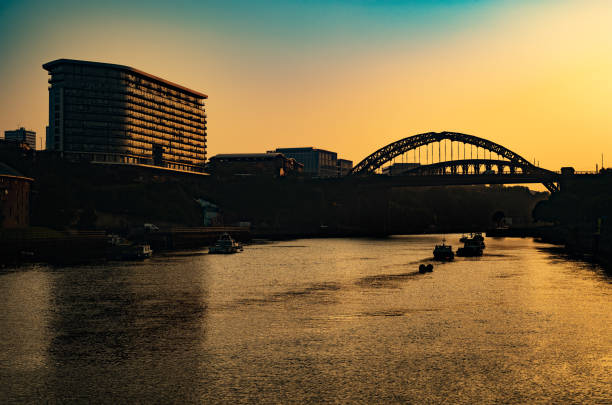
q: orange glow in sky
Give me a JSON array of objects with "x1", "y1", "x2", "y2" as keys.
[{"x1": 0, "y1": 0, "x2": 611, "y2": 171}]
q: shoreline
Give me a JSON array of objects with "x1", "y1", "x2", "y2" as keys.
[{"x1": 2, "y1": 226, "x2": 610, "y2": 270}]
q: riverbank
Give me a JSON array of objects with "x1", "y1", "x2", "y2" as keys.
[
  {"x1": 0, "y1": 226, "x2": 251, "y2": 266},
  {"x1": 486, "y1": 225, "x2": 612, "y2": 268}
]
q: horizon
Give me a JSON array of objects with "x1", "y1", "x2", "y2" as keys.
[{"x1": 1, "y1": 0, "x2": 611, "y2": 171}]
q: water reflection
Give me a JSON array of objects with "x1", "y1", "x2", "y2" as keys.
[{"x1": 1, "y1": 236, "x2": 610, "y2": 403}]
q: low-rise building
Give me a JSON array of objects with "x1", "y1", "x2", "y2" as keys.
[
  {"x1": 4, "y1": 127, "x2": 36, "y2": 150},
  {"x1": 337, "y1": 158, "x2": 353, "y2": 176},
  {"x1": 271, "y1": 147, "x2": 350, "y2": 177},
  {"x1": 208, "y1": 153, "x2": 303, "y2": 177},
  {"x1": 0, "y1": 163, "x2": 33, "y2": 227}
]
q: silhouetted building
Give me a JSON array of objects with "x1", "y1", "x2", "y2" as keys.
[
  {"x1": 0, "y1": 163, "x2": 33, "y2": 227},
  {"x1": 271, "y1": 147, "x2": 349, "y2": 177},
  {"x1": 337, "y1": 158, "x2": 353, "y2": 176},
  {"x1": 43, "y1": 59, "x2": 207, "y2": 173},
  {"x1": 382, "y1": 163, "x2": 421, "y2": 176},
  {"x1": 208, "y1": 153, "x2": 303, "y2": 177},
  {"x1": 4, "y1": 127, "x2": 36, "y2": 149}
]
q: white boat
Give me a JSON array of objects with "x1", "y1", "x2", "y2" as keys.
[{"x1": 208, "y1": 233, "x2": 243, "y2": 254}]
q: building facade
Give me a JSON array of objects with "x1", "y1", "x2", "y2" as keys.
[
  {"x1": 381, "y1": 163, "x2": 421, "y2": 176},
  {"x1": 208, "y1": 153, "x2": 303, "y2": 177},
  {"x1": 271, "y1": 147, "x2": 347, "y2": 177},
  {"x1": 0, "y1": 163, "x2": 33, "y2": 228},
  {"x1": 4, "y1": 127, "x2": 36, "y2": 149},
  {"x1": 336, "y1": 158, "x2": 353, "y2": 176},
  {"x1": 43, "y1": 59, "x2": 207, "y2": 173}
]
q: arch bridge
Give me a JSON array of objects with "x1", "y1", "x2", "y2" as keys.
[{"x1": 349, "y1": 131, "x2": 559, "y2": 192}]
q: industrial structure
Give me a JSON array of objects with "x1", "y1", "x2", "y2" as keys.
[
  {"x1": 42, "y1": 59, "x2": 207, "y2": 173},
  {"x1": 4, "y1": 127, "x2": 36, "y2": 150},
  {"x1": 271, "y1": 147, "x2": 352, "y2": 177},
  {"x1": 208, "y1": 153, "x2": 303, "y2": 177}
]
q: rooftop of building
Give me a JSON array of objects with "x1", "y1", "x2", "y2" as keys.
[
  {"x1": 211, "y1": 153, "x2": 286, "y2": 160},
  {"x1": 0, "y1": 162, "x2": 33, "y2": 181},
  {"x1": 273, "y1": 147, "x2": 337, "y2": 155},
  {"x1": 43, "y1": 58, "x2": 208, "y2": 99},
  {"x1": 5, "y1": 127, "x2": 35, "y2": 134}
]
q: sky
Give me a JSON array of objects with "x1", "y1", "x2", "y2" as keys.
[{"x1": 1, "y1": 0, "x2": 611, "y2": 171}]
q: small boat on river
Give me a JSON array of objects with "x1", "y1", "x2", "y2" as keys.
[
  {"x1": 459, "y1": 232, "x2": 485, "y2": 249},
  {"x1": 456, "y1": 233, "x2": 485, "y2": 257},
  {"x1": 433, "y1": 240, "x2": 454, "y2": 261},
  {"x1": 109, "y1": 242, "x2": 153, "y2": 260},
  {"x1": 208, "y1": 233, "x2": 243, "y2": 254}
]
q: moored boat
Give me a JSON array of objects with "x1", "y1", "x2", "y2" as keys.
[
  {"x1": 209, "y1": 232, "x2": 243, "y2": 254},
  {"x1": 109, "y1": 242, "x2": 153, "y2": 260}
]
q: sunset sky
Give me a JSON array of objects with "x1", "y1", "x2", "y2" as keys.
[{"x1": 1, "y1": 0, "x2": 611, "y2": 171}]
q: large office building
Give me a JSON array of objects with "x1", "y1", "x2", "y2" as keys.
[
  {"x1": 4, "y1": 127, "x2": 36, "y2": 149},
  {"x1": 43, "y1": 59, "x2": 207, "y2": 173},
  {"x1": 271, "y1": 147, "x2": 352, "y2": 177}
]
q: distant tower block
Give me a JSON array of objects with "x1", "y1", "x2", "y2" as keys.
[{"x1": 4, "y1": 127, "x2": 36, "y2": 149}]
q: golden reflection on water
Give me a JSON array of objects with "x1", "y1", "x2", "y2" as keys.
[
  {"x1": 0, "y1": 268, "x2": 52, "y2": 372},
  {"x1": 0, "y1": 236, "x2": 610, "y2": 403}
]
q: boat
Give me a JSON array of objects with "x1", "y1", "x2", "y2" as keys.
[
  {"x1": 110, "y1": 243, "x2": 153, "y2": 260},
  {"x1": 133, "y1": 243, "x2": 153, "y2": 259},
  {"x1": 459, "y1": 232, "x2": 485, "y2": 249},
  {"x1": 433, "y1": 240, "x2": 454, "y2": 261},
  {"x1": 208, "y1": 232, "x2": 243, "y2": 254},
  {"x1": 107, "y1": 235, "x2": 153, "y2": 260},
  {"x1": 456, "y1": 239, "x2": 483, "y2": 257}
]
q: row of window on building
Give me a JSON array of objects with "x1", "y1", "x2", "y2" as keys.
[{"x1": 43, "y1": 58, "x2": 208, "y2": 173}]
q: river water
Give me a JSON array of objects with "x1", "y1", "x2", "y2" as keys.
[{"x1": 1, "y1": 235, "x2": 610, "y2": 404}]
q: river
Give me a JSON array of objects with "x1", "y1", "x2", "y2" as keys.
[{"x1": 1, "y1": 235, "x2": 610, "y2": 403}]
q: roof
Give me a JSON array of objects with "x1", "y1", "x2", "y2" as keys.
[
  {"x1": 5, "y1": 127, "x2": 35, "y2": 134},
  {"x1": 211, "y1": 153, "x2": 285, "y2": 160},
  {"x1": 0, "y1": 162, "x2": 33, "y2": 181},
  {"x1": 274, "y1": 147, "x2": 337, "y2": 155},
  {"x1": 43, "y1": 59, "x2": 207, "y2": 99}
]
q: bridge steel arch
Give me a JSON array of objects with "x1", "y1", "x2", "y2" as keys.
[
  {"x1": 350, "y1": 131, "x2": 535, "y2": 175},
  {"x1": 349, "y1": 131, "x2": 559, "y2": 192}
]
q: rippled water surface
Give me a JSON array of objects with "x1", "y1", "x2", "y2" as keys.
[{"x1": 1, "y1": 236, "x2": 611, "y2": 403}]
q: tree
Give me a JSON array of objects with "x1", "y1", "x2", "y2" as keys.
[{"x1": 492, "y1": 210, "x2": 505, "y2": 228}]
